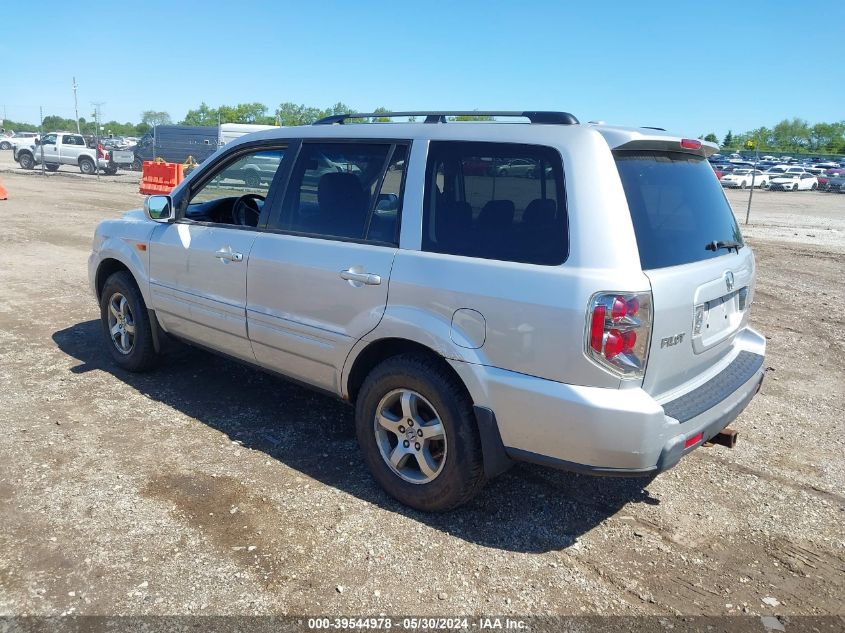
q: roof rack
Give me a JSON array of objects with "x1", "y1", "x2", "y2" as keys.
[{"x1": 313, "y1": 111, "x2": 579, "y2": 125}]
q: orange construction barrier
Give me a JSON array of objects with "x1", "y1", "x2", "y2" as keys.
[
  {"x1": 0, "y1": 178, "x2": 7, "y2": 200},
  {"x1": 139, "y1": 159, "x2": 183, "y2": 195}
]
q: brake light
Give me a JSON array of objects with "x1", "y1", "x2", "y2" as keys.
[
  {"x1": 97, "y1": 144, "x2": 109, "y2": 160},
  {"x1": 586, "y1": 292, "x2": 652, "y2": 377},
  {"x1": 680, "y1": 138, "x2": 702, "y2": 150}
]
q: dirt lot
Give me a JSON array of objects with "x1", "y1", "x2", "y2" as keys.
[{"x1": 0, "y1": 153, "x2": 843, "y2": 618}]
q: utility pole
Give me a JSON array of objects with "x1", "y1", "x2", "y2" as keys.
[
  {"x1": 92, "y1": 102, "x2": 105, "y2": 182},
  {"x1": 72, "y1": 77, "x2": 81, "y2": 133},
  {"x1": 39, "y1": 107, "x2": 45, "y2": 177},
  {"x1": 745, "y1": 132, "x2": 761, "y2": 225}
]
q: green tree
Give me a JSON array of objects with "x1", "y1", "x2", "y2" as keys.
[
  {"x1": 216, "y1": 103, "x2": 274, "y2": 125},
  {"x1": 703, "y1": 133, "x2": 718, "y2": 143},
  {"x1": 722, "y1": 130, "x2": 734, "y2": 148},
  {"x1": 141, "y1": 110, "x2": 172, "y2": 127},
  {"x1": 771, "y1": 118, "x2": 810, "y2": 153},
  {"x1": 181, "y1": 102, "x2": 218, "y2": 126},
  {"x1": 451, "y1": 112, "x2": 495, "y2": 121},
  {"x1": 371, "y1": 106, "x2": 391, "y2": 123},
  {"x1": 809, "y1": 122, "x2": 845, "y2": 152},
  {"x1": 276, "y1": 102, "x2": 324, "y2": 126}
]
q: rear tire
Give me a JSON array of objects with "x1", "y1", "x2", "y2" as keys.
[
  {"x1": 0, "y1": 141, "x2": 11, "y2": 150},
  {"x1": 79, "y1": 157, "x2": 96, "y2": 175},
  {"x1": 99, "y1": 271, "x2": 159, "y2": 372},
  {"x1": 355, "y1": 354, "x2": 485, "y2": 511},
  {"x1": 740, "y1": 181, "x2": 746, "y2": 189}
]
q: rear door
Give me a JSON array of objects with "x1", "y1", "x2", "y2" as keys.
[
  {"x1": 614, "y1": 149, "x2": 755, "y2": 400},
  {"x1": 246, "y1": 141, "x2": 407, "y2": 392}
]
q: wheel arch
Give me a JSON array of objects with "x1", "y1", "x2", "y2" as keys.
[
  {"x1": 95, "y1": 258, "x2": 134, "y2": 301},
  {"x1": 78, "y1": 155, "x2": 95, "y2": 166},
  {"x1": 345, "y1": 337, "x2": 469, "y2": 405}
]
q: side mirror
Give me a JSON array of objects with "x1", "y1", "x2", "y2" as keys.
[
  {"x1": 34, "y1": 138, "x2": 40, "y2": 146},
  {"x1": 144, "y1": 195, "x2": 174, "y2": 223}
]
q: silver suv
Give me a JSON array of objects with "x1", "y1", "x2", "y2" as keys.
[{"x1": 88, "y1": 111, "x2": 766, "y2": 511}]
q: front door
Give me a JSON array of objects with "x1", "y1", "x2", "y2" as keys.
[
  {"x1": 39, "y1": 133, "x2": 59, "y2": 163},
  {"x1": 60, "y1": 134, "x2": 85, "y2": 165},
  {"x1": 246, "y1": 141, "x2": 408, "y2": 392},
  {"x1": 148, "y1": 144, "x2": 289, "y2": 362}
]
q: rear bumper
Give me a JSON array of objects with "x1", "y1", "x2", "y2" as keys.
[{"x1": 453, "y1": 328, "x2": 766, "y2": 476}]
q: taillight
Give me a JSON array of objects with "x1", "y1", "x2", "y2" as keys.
[
  {"x1": 97, "y1": 144, "x2": 109, "y2": 160},
  {"x1": 586, "y1": 292, "x2": 652, "y2": 377}
]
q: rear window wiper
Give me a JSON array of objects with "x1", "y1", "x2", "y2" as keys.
[{"x1": 705, "y1": 240, "x2": 741, "y2": 254}]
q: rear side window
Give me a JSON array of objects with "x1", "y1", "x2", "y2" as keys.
[
  {"x1": 614, "y1": 151, "x2": 744, "y2": 270},
  {"x1": 422, "y1": 142, "x2": 567, "y2": 265}
]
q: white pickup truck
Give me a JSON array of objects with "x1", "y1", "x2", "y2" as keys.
[{"x1": 14, "y1": 132, "x2": 117, "y2": 175}]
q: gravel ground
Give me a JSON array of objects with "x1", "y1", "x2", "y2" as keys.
[{"x1": 0, "y1": 153, "x2": 843, "y2": 618}]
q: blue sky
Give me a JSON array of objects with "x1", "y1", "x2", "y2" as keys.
[{"x1": 1, "y1": 1, "x2": 842, "y2": 138}]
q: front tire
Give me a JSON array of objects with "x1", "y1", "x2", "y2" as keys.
[
  {"x1": 99, "y1": 271, "x2": 159, "y2": 372},
  {"x1": 79, "y1": 157, "x2": 96, "y2": 175},
  {"x1": 18, "y1": 152, "x2": 34, "y2": 169},
  {"x1": 355, "y1": 354, "x2": 485, "y2": 511}
]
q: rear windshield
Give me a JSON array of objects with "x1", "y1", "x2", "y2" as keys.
[{"x1": 614, "y1": 150, "x2": 744, "y2": 270}]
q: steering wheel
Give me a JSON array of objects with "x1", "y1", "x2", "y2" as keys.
[{"x1": 232, "y1": 193, "x2": 265, "y2": 227}]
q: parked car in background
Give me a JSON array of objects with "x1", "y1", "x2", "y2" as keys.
[
  {"x1": 720, "y1": 169, "x2": 768, "y2": 189},
  {"x1": 763, "y1": 165, "x2": 805, "y2": 180},
  {"x1": 1, "y1": 131, "x2": 39, "y2": 150},
  {"x1": 820, "y1": 171, "x2": 845, "y2": 192},
  {"x1": 102, "y1": 137, "x2": 130, "y2": 150},
  {"x1": 768, "y1": 172, "x2": 818, "y2": 191},
  {"x1": 496, "y1": 158, "x2": 537, "y2": 177}
]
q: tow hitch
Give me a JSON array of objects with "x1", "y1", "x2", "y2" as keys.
[{"x1": 704, "y1": 427, "x2": 738, "y2": 449}]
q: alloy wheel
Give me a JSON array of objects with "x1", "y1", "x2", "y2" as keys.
[
  {"x1": 373, "y1": 389, "x2": 447, "y2": 484},
  {"x1": 107, "y1": 292, "x2": 136, "y2": 355}
]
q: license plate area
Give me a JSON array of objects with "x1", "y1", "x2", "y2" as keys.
[{"x1": 693, "y1": 289, "x2": 745, "y2": 352}]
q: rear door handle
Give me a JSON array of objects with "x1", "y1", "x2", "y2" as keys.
[
  {"x1": 215, "y1": 248, "x2": 243, "y2": 262},
  {"x1": 340, "y1": 269, "x2": 381, "y2": 285}
]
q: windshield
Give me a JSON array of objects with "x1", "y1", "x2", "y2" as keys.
[{"x1": 614, "y1": 150, "x2": 744, "y2": 270}]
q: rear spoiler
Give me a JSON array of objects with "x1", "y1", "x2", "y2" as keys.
[{"x1": 613, "y1": 138, "x2": 719, "y2": 158}]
